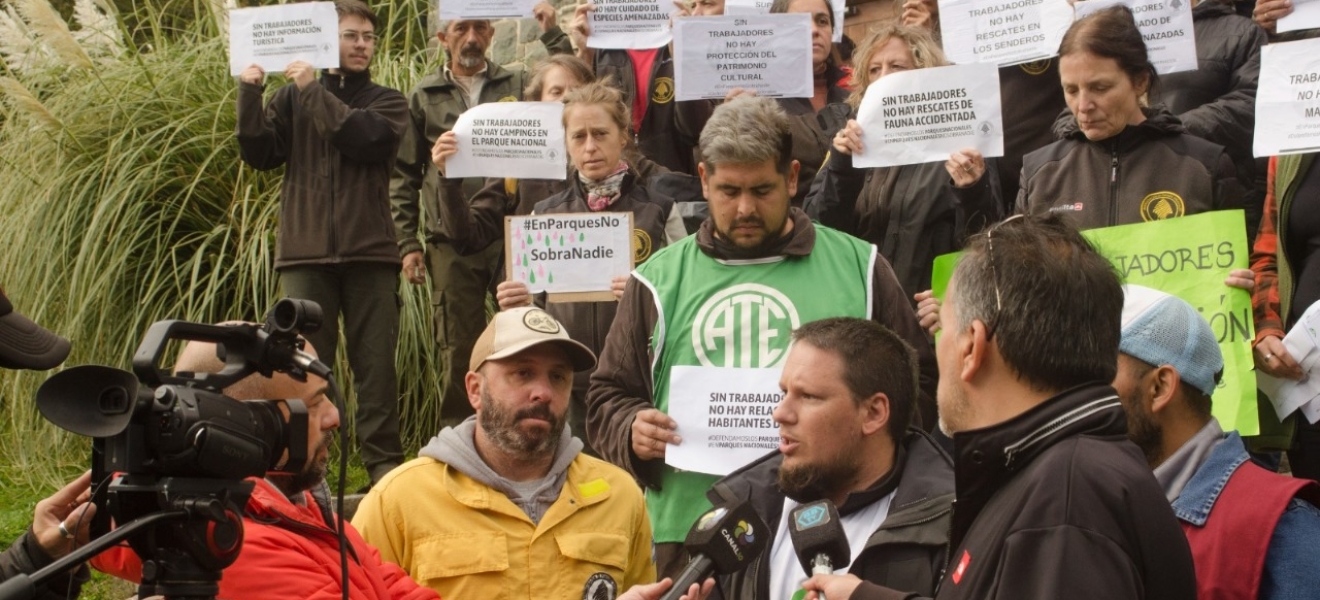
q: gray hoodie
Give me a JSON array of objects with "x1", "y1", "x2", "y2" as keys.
[{"x1": 420, "y1": 416, "x2": 583, "y2": 524}]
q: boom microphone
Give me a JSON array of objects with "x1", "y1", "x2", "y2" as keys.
[
  {"x1": 788, "y1": 500, "x2": 851, "y2": 588},
  {"x1": 659, "y1": 501, "x2": 769, "y2": 600}
]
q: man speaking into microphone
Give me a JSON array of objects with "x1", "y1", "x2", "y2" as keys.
[{"x1": 705, "y1": 318, "x2": 955, "y2": 600}]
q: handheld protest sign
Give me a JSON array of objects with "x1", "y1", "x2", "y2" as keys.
[
  {"x1": 441, "y1": 0, "x2": 538, "y2": 20},
  {"x1": 938, "y1": 0, "x2": 1073, "y2": 67},
  {"x1": 673, "y1": 14, "x2": 813, "y2": 102},
  {"x1": 1278, "y1": 0, "x2": 1320, "y2": 34},
  {"x1": 504, "y1": 212, "x2": 635, "y2": 303},
  {"x1": 445, "y1": 102, "x2": 567, "y2": 180},
  {"x1": 1255, "y1": 38, "x2": 1320, "y2": 157},
  {"x1": 588, "y1": 0, "x2": 674, "y2": 49},
  {"x1": 664, "y1": 365, "x2": 783, "y2": 475},
  {"x1": 853, "y1": 63, "x2": 1003, "y2": 169},
  {"x1": 1074, "y1": 0, "x2": 1196, "y2": 75},
  {"x1": 228, "y1": 2, "x2": 340, "y2": 76}
]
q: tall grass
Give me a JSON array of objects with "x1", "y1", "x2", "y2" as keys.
[{"x1": 0, "y1": 0, "x2": 453, "y2": 491}]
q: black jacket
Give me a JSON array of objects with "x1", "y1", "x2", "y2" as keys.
[
  {"x1": 596, "y1": 48, "x2": 697, "y2": 175},
  {"x1": 853, "y1": 384, "x2": 1197, "y2": 600},
  {"x1": 0, "y1": 529, "x2": 88, "y2": 599},
  {"x1": 1008, "y1": 107, "x2": 1242, "y2": 229},
  {"x1": 705, "y1": 430, "x2": 954, "y2": 600}
]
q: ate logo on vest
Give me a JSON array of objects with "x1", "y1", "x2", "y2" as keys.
[{"x1": 691, "y1": 283, "x2": 801, "y2": 368}]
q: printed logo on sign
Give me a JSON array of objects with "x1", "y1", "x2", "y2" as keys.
[
  {"x1": 523, "y1": 309, "x2": 561, "y2": 333},
  {"x1": 633, "y1": 229, "x2": 653, "y2": 263},
  {"x1": 547, "y1": 148, "x2": 560, "y2": 162},
  {"x1": 582, "y1": 572, "x2": 618, "y2": 600},
  {"x1": 1140, "y1": 191, "x2": 1185, "y2": 222},
  {"x1": 794, "y1": 505, "x2": 827, "y2": 529},
  {"x1": 1019, "y1": 59, "x2": 1051, "y2": 76},
  {"x1": 691, "y1": 284, "x2": 801, "y2": 368},
  {"x1": 977, "y1": 121, "x2": 994, "y2": 137},
  {"x1": 696, "y1": 507, "x2": 728, "y2": 531},
  {"x1": 652, "y1": 77, "x2": 675, "y2": 104}
]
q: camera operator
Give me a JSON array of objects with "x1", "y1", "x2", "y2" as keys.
[{"x1": 0, "y1": 286, "x2": 96, "y2": 600}]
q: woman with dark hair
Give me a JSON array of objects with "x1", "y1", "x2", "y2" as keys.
[{"x1": 804, "y1": 23, "x2": 1001, "y2": 299}]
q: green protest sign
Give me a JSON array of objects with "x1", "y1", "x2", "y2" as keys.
[{"x1": 931, "y1": 211, "x2": 1258, "y2": 435}]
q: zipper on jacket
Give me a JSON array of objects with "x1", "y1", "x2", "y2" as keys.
[
  {"x1": 933, "y1": 498, "x2": 956, "y2": 596},
  {"x1": 1108, "y1": 149, "x2": 1119, "y2": 226}
]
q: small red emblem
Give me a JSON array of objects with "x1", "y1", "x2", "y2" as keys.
[{"x1": 952, "y1": 550, "x2": 971, "y2": 585}]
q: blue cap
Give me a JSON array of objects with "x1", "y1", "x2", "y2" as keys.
[{"x1": 1119, "y1": 285, "x2": 1223, "y2": 397}]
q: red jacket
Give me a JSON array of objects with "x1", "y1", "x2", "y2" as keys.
[{"x1": 92, "y1": 478, "x2": 438, "y2": 600}]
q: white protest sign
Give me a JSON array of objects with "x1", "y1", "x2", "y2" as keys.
[
  {"x1": 673, "y1": 14, "x2": 813, "y2": 101},
  {"x1": 440, "y1": 0, "x2": 538, "y2": 20},
  {"x1": 938, "y1": 0, "x2": 1074, "y2": 67},
  {"x1": 1254, "y1": 38, "x2": 1320, "y2": 157},
  {"x1": 504, "y1": 213, "x2": 635, "y2": 302},
  {"x1": 665, "y1": 366, "x2": 783, "y2": 476},
  {"x1": 1278, "y1": 0, "x2": 1320, "y2": 34},
  {"x1": 588, "y1": 0, "x2": 674, "y2": 49},
  {"x1": 724, "y1": 0, "x2": 775, "y2": 14},
  {"x1": 445, "y1": 102, "x2": 567, "y2": 180},
  {"x1": 829, "y1": 0, "x2": 843, "y2": 43},
  {"x1": 1075, "y1": 0, "x2": 1196, "y2": 75},
  {"x1": 228, "y1": 2, "x2": 340, "y2": 77},
  {"x1": 853, "y1": 63, "x2": 1004, "y2": 169}
]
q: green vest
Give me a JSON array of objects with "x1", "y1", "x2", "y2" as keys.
[{"x1": 633, "y1": 225, "x2": 875, "y2": 542}]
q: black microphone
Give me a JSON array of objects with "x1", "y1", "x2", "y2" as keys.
[
  {"x1": 659, "y1": 501, "x2": 769, "y2": 600},
  {"x1": 788, "y1": 500, "x2": 851, "y2": 587}
]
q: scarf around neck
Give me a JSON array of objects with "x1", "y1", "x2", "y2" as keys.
[{"x1": 579, "y1": 161, "x2": 629, "y2": 211}]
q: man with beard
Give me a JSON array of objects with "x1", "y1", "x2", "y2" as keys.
[
  {"x1": 1111, "y1": 285, "x2": 1320, "y2": 600},
  {"x1": 391, "y1": 17, "x2": 570, "y2": 430},
  {"x1": 91, "y1": 334, "x2": 439, "y2": 600},
  {"x1": 705, "y1": 318, "x2": 953, "y2": 600},
  {"x1": 586, "y1": 96, "x2": 937, "y2": 578},
  {"x1": 353, "y1": 307, "x2": 656, "y2": 599}
]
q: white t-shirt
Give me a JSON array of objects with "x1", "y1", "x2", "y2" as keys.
[{"x1": 767, "y1": 493, "x2": 894, "y2": 600}]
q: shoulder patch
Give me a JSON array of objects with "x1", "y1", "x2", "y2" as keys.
[
  {"x1": 499, "y1": 95, "x2": 518, "y2": 102},
  {"x1": 1019, "y1": 59, "x2": 1051, "y2": 76},
  {"x1": 1140, "y1": 190, "x2": 1185, "y2": 221},
  {"x1": 633, "y1": 228, "x2": 653, "y2": 263},
  {"x1": 651, "y1": 77, "x2": 674, "y2": 104}
]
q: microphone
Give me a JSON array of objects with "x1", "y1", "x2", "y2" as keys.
[
  {"x1": 659, "y1": 501, "x2": 769, "y2": 600},
  {"x1": 788, "y1": 500, "x2": 850, "y2": 591}
]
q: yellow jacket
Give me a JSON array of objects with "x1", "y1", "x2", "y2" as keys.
[{"x1": 352, "y1": 454, "x2": 656, "y2": 599}]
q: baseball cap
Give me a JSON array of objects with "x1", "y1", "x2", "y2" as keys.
[
  {"x1": 1119, "y1": 284, "x2": 1222, "y2": 397},
  {"x1": 0, "y1": 286, "x2": 71, "y2": 371},
  {"x1": 469, "y1": 307, "x2": 596, "y2": 373}
]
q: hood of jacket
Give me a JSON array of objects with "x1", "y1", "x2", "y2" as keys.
[
  {"x1": 1053, "y1": 105, "x2": 1186, "y2": 145},
  {"x1": 419, "y1": 416, "x2": 582, "y2": 511}
]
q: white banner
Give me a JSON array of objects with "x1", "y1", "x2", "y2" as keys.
[
  {"x1": 1074, "y1": 0, "x2": 1196, "y2": 75},
  {"x1": 853, "y1": 63, "x2": 1004, "y2": 169},
  {"x1": 938, "y1": 0, "x2": 1074, "y2": 67},
  {"x1": 673, "y1": 15, "x2": 813, "y2": 101},
  {"x1": 1278, "y1": 0, "x2": 1320, "y2": 34},
  {"x1": 1255, "y1": 39, "x2": 1320, "y2": 157},
  {"x1": 665, "y1": 366, "x2": 783, "y2": 476},
  {"x1": 445, "y1": 102, "x2": 567, "y2": 180},
  {"x1": 588, "y1": 0, "x2": 674, "y2": 49},
  {"x1": 440, "y1": 0, "x2": 538, "y2": 20},
  {"x1": 504, "y1": 212, "x2": 635, "y2": 300},
  {"x1": 724, "y1": 0, "x2": 774, "y2": 14},
  {"x1": 228, "y1": 2, "x2": 340, "y2": 77}
]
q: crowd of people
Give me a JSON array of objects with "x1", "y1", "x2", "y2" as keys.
[{"x1": 6, "y1": 0, "x2": 1320, "y2": 598}]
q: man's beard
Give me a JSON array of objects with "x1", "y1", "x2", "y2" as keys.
[
  {"x1": 479, "y1": 388, "x2": 565, "y2": 460},
  {"x1": 1125, "y1": 394, "x2": 1163, "y2": 467},
  {"x1": 777, "y1": 434, "x2": 862, "y2": 503},
  {"x1": 270, "y1": 434, "x2": 332, "y2": 496},
  {"x1": 458, "y1": 45, "x2": 485, "y2": 69}
]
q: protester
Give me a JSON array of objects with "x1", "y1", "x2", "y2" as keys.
[
  {"x1": 432, "y1": 82, "x2": 684, "y2": 452},
  {"x1": 353, "y1": 307, "x2": 657, "y2": 598},
  {"x1": 802, "y1": 214, "x2": 1197, "y2": 599},
  {"x1": 1251, "y1": 154, "x2": 1320, "y2": 480},
  {"x1": 586, "y1": 96, "x2": 938, "y2": 578},
  {"x1": 392, "y1": 18, "x2": 567, "y2": 427},
  {"x1": 707, "y1": 318, "x2": 953, "y2": 600},
  {"x1": 805, "y1": 23, "x2": 1001, "y2": 299},
  {"x1": 1113, "y1": 284, "x2": 1320, "y2": 600},
  {"x1": 236, "y1": 0, "x2": 407, "y2": 486}
]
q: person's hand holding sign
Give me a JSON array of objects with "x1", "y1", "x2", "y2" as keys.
[
  {"x1": 496, "y1": 280, "x2": 534, "y2": 310},
  {"x1": 285, "y1": 60, "x2": 317, "y2": 90},
  {"x1": 611, "y1": 275, "x2": 628, "y2": 300},
  {"x1": 1254, "y1": 0, "x2": 1292, "y2": 34},
  {"x1": 833, "y1": 120, "x2": 865, "y2": 155},
  {"x1": 945, "y1": 148, "x2": 986, "y2": 188},
  {"x1": 534, "y1": 1, "x2": 558, "y2": 33},
  {"x1": 900, "y1": 0, "x2": 938, "y2": 31},
  {"x1": 632, "y1": 408, "x2": 681, "y2": 460},
  {"x1": 430, "y1": 131, "x2": 459, "y2": 178},
  {"x1": 239, "y1": 64, "x2": 266, "y2": 86},
  {"x1": 571, "y1": 3, "x2": 596, "y2": 61}
]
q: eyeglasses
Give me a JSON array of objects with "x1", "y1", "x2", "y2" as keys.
[
  {"x1": 340, "y1": 31, "x2": 378, "y2": 44},
  {"x1": 983, "y1": 214, "x2": 1024, "y2": 339}
]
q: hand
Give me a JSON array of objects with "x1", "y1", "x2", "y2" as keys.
[
  {"x1": 620, "y1": 577, "x2": 715, "y2": 600},
  {"x1": 611, "y1": 275, "x2": 628, "y2": 300},
  {"x1": 496, "y1": 280, "x2": 534, "y2": 310},
  {"x1": 632, "y1": 408, "x2": 680, "y2": 460},
  {"x1": 801, "y1": 573, "x2": 864, "y2": 600},
  {"x1": 1254, "y1": 0, "x2": 1292, "y2": 33},
  {"x1": 900, "y1": 0, "x2": 937, "y2": 30},
  {"x1": 239, "y1": 64, "x2": 265, "y2": 86},
  {"x1": 431, "y1": 131, "x2": 459, "y2": 177},
  {"x1": 724, "y1": 87, "x2": 758, "y2": 102},
  {"x1": 1224, "y1": 268, "x2": 1255, "y2": 290},
  {"x1": 945, "y1": 148, "x2": 986, "y2": 188},
  {"x1": 33, "y1": 471, "x2": 96, "y2": 560},
  {"x1": 914, "y1": 289, "x2": 941, "y2": 335},
  {"x1": 534, "y1": 1, "x2": 558, "y2": 32},
  {"x1": 571, "y1": 4, "x2": 596, "y2": 48},
  {"x1": 1256, "y1": 335, "x2": 1304, "y2": 380},
  {"x1": 402, "y1": 251, "x2": 426, "y2": 285},
  {"x1": 285, "y1": 60, "x2": 316, "y2": 90},
  {"x1": 672, "y1": 0, "x2": 693, "y2": 18},
  {"x1": 833, "y1": 120, "x2": 863, "y2": 156}
]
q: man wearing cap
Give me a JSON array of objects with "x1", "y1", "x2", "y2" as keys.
[
  {"x1": 1112, "y1": 284, "x2": 1320, "y2": 600},
  {"x1": 352, "y1": 307, "x2": 656, "y2": 600}
]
